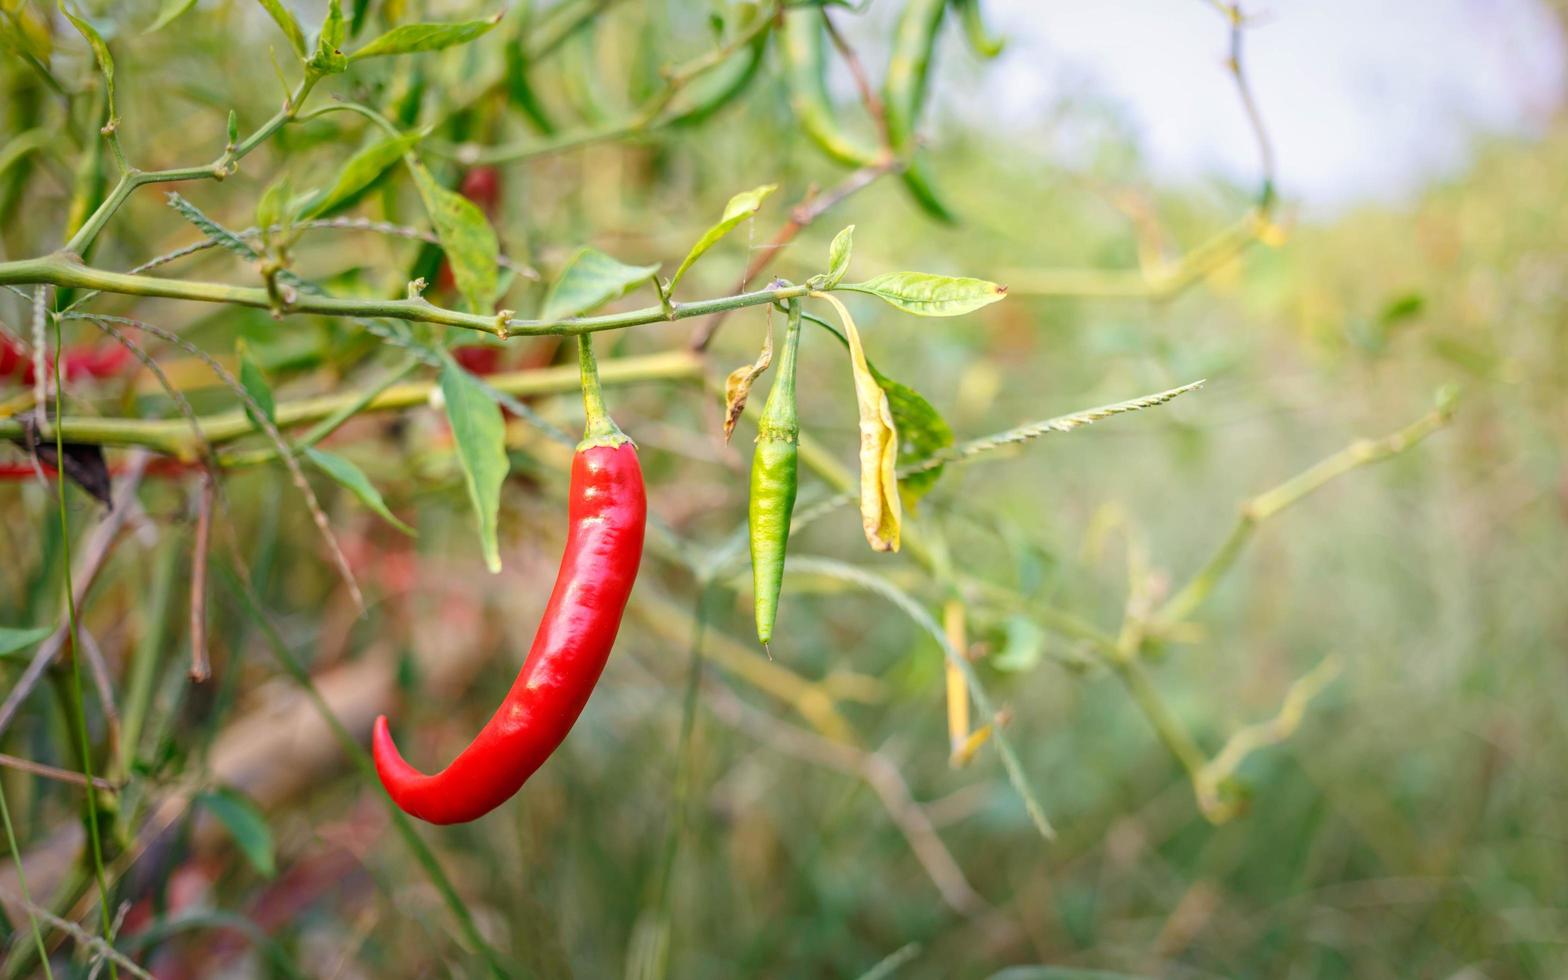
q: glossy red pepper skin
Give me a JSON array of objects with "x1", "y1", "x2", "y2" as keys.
[{"x1": 372, "y1": 441, "x2": 645, "y2": 824}]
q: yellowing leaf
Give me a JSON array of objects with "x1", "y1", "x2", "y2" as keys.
[
  {"x1": 722, "y1": 316, "x2": 773, "y2": 442},
  {"x1": 815, "y1": 292, "x2": 900, "y2": 552}
]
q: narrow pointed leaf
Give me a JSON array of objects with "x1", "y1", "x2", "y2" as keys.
[
  {"x1": 256, "y1": 0, "x2": 307, "y2": 59},
  {"x1": 306, "y1": 447, "x2": 415, "y2": 535},
  {"x1": 349, "y1": 15, "x2": 501, "y2": 61},
  {"x1": 840, "y1": 271, "x2": 1007, "y2": 317},
  {"x1": 409, "y1": 159, "x2": 498, "y2": 313},
  {"x1": 298, "y1": 132, "x2": 419, "y2": 219},
  {"x1": 146, "y1": 0, "x2": 199, "y2": 34},
  {"x1": 0, "y1": 625, "x2": 52, "y2": 659},
  {"x1": 59, "y1": 3, "x2": 116, "y2": 126},
  {"x1": 540, "y1": 247, "x2": 659, "y2": 322},
  {"x1": 196, "y1": 788, "x2": 276, "y2": 877},
  {"x1": 237, "y1": 340, "x2": 276, "y2": 428},
  {"x1": 440, "y1": 355, "x2": 508, "y2": 572},
  {"x1": 668, "y1": 183, "x2": 777, "y2": 291}
]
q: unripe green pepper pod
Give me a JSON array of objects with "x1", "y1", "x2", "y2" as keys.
[
  {"x1": 749, "y1": 298, "x2": 803, "y2": 647},
  {"x1": 782, "y1": 8, "x2": 880, "y2": 168},
  {"x1": 884, "y1": 0, "x2": 958, "y2": 223}
]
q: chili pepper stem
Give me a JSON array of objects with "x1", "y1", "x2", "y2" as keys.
[{"x1": 577, "y1": 334, "x2": 630, "y2": 449}]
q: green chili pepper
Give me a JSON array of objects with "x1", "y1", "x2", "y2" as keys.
[
  {"x1": 954, "y1": 0, "x2": 1006, "y2": 60},
  {"x1": 781, "y1": 8, "x2": 879, "y2": 168},
  {"x1": 884, "y1": 0, "x2": 957, "y2": 224},
  {"x1": 749, "y1": 298, "x2": 803, "y2": 647},
  {"x1": 665, "y1": 30, "x2": 767, "y2": 129}
]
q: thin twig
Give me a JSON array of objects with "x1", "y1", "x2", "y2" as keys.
[
  {"x1": 706, "y1": 683, "x2": 989, "y2": 916},
  {"x1": 0, "y1": 889, "x2": 151, "y2": 980},
  {"x1": 189, "y1": 467, "x2": 215, "y2": 682},
  {"x1": 70, "y1": 313, "x2": 364, "y2": 613},
  {"x1": 0, "y1": 453, "x2": 148, "y2": 739},
  {"x1": 75, "y1": 627, "x2": 120, "y2": 761},
  {"x1": 0, "y1": 753, "x2": 118, "y2": 792}
]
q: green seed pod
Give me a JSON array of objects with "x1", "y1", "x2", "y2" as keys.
[
  {"x1": 749, "y1": 298, "x2": 803, "y2": 647},
  {"x1": 781, "y1": 8, "x2": 879, "y2": 168}
]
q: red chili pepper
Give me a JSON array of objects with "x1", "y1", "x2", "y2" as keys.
[
  {"x1": 372, "y1": 336, "x2": 646, "y2": 824},
  {"x1": 1, "y1": 334, "x2": 132, "y2": 384}
]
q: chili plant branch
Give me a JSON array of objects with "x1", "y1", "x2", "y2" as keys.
[
  {"x1": 0, "y1": 454, "x2": 148, "y2": 740},
  {"x1": 689, "y1": 159, "x2": 901, "y2": 351},
  {"x1": 1157, "y1": 390, "x2": 1458, "y2": 629},
  {"x1": 62, "y1": 74, "x2": 321, "y2": 258},
  {"x1": 0, "y1": 256, "x2": 812, "y2": 338},
  {"x1": 0, "y1": 351, "x2": 701, "y2": 457},
  {"x1": 704, "y1": 679, "x2": 988, "y2": 916}
]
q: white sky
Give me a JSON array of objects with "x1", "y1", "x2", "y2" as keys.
[{"x1": 933, "y1": 0, "x2": 1567, "y2": 211}]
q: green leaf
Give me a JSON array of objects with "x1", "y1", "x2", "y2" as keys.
[
  {"x1": 196, "y1": 788, "x2": 276, "y2": 877},
  {"x1": 440, "y1": 355, "x2": 508, "y2": 572},
  {"x1": 0, "y1": 625, "x2": 52, "y2": 660},
  {"x1": 824, "y1": 224, "x2": 853, "y2": 289},
  {"x1": 306, "y1": 447, "x2": 415, "y2": 535},
  {"x1": 409, "y1": 159, "x2": 498, "y2": 313},
  {"x1": 298, "y1": 132, "x2": 419, "y2": 220},
  {"x1": 146, "y1": 0, "x2": 199, "y2": 34},
  {"x1": 804, "y1": 309, "x2": 953, "y2": 501},
  {"x1": 307, "y1": 0, "x2": 348, "y2": 75},
  {"x1": 540, "y1": 247, "x2": 660, "y2": 322},
  {"x1": 255, "y1": 173, "x2": 294, "y2": 250},
  {"x1": 237, "y1": 340, "x2": 276, "y2": 428},
  {"x1": 839, "y1": 271, "x2": 1007, "y2": 317},
  {"x1": 668, "y1": 183, "x2": 777, "y2": 292},
  {"x1": 59, "y1": 3, "x2": 116, "y2": 127},
  {"x1": 990, "y1": 615, "x2": 1045, "y2": 673},
  {"x1": 348, "y1": 15, "x2": 501, "y2": 61},
  {"x1": 256, "y1": 0, "x2": 307, "y2": 59}
]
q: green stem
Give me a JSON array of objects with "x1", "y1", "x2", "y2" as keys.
[
  {"x1": 1110, "y1": 657, "x2": 1207, "y2": 780},
  {"x1": 758, "y1": 298, "x2": 802, "y2": 433},
  {"x1": 51, "y1": 318, "x2": 118, "y2": 978},
  {"x1": 1158, "y1": 399, "x2": 1455, "y2": 626},
  {"x1": 0, "y1": 257, "x2": 812, "y2": 339},
  {"x1": 62, "y1": 75, "x2": 319, "y2": 257},
  {"x1": 0, "y1": 350, "x2": 699, "y2": 456},
  {"x1": 219, "y1": 356, "x2": 422, "y2": 467},
  {"x1": 0, "y1": 780, "x2": 54, "y2": 979},
  {"x1": 576, "y1": 334, "x2": 626, "y2": 446}
]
